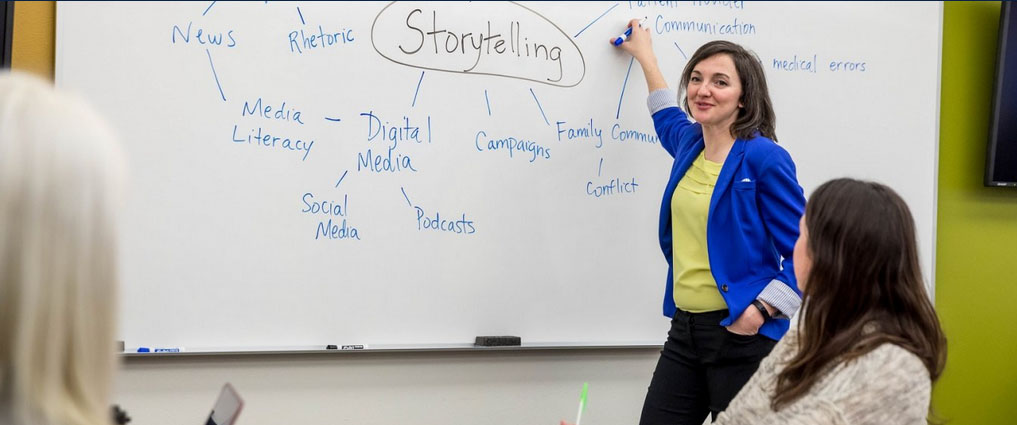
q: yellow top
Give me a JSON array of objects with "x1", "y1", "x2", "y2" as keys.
[{"x1": 671, "y1": 151, "x2": 727, "y2": 312}]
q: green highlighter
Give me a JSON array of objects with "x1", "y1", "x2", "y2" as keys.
[{"x1": 575, "y1": 382, "x2": 589, "y2": 425}]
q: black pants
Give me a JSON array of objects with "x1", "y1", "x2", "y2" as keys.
[{"x1": 639, "y1": 308, "x2": 777, "y2": 425}]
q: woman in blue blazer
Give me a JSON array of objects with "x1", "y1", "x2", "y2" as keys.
[{"x1": 616, "y1": 20, "x2": 806, "y2": 424}]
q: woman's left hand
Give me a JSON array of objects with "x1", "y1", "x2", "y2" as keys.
[{"x1": 726, "y1": 305, "x2": 765, "y2": 335}]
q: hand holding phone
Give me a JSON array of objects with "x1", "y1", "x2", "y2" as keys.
[{"x1": 205, "y1": 383, "x2": 243, "y2": 425}]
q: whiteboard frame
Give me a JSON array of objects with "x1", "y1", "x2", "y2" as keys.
[{"x1": 55, "y1": 1, "x2": 946, "y2": 353}]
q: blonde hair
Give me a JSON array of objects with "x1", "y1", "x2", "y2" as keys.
[{"x1": 0, "y1": 72, "x2": 125, "y2": 425}]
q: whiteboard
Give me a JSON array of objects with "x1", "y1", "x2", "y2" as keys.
[{"x1": 56, "y1": 1, "x2": 942, "y2": 349}]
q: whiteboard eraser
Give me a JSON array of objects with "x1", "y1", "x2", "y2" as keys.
[{"x1": 474, "y1": 336, "x2": 521, "y2": 346}]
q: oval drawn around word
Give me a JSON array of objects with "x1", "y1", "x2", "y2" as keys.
[{"x1": 371, "y1": 1, "x2": 586, "y2": 88}]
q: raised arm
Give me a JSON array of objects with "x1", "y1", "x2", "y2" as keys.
[
  {"x1": 614, "y1": 18, "x2": 668, "y2": 93},
  {"x1": 614, "y1": 20, "x2": 693, "y2": 157}
]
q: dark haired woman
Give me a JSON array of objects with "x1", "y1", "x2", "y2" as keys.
[
  {"x1": 615, "y1": 20, "x2": 806, "y2": 424},
  {"x1": 715, "y1": 178, "x2": 947, "y2": 424}
]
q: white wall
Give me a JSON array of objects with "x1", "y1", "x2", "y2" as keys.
[{"x1": 115, "y1": 349, "x2": 659, "y2": 425}]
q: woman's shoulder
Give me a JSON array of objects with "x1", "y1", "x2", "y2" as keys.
[
  {"x1": 847, "y1": 342, "x2": 930, "y2": 382},
  {"x1": 821, "y1": 343, "x2": 932, "y2": 424},
  {"x1": 738, "y1": 137, "x2": 797, "y2": 178},
  {"x1": 817, "y1": 341, "x2": 931, "y2": 408},
  {"x1": 784, "y1": 328, "x2": 930, "y2": 395},
  {"x1": 741, "y1": 135, "x2": 790, "y2": 160},
  {"x1": 740, "y1": 133, "x2": 801, "y2": 177}
]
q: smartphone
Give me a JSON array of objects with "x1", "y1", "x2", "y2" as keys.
[{"x1": 205, "y1": 383, "x2": 244, "y2": 425}]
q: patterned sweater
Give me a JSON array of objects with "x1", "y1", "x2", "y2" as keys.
[{"x1": 716, "y1": 326, "x2": 932, "y2": 425}]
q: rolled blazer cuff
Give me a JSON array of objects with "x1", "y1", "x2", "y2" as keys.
[
  {"x1": 758, "y1": 279, "x2": 801, "y2": 318},
  {"x1": 647, "y1": 88, "x2": 679, "y2": 115}
]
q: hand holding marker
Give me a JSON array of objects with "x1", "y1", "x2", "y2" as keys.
[
  {"x1": 575, "y1": 382, "x2": 588, "y2": 425},
  {"x1": 611, "y1": 17, "x2": 648, "y2": 46},
  {"x1": 557, "y1": 383, "x2": 588, "y2": 425}
]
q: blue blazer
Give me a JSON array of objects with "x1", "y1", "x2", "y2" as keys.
[{"x1": 652, "y1": 104, "x2": 806, "y2": 341}]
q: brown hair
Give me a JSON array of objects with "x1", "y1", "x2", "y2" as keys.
[
  {"x1": 678, "y1": 40, "x2": 777, "y2": 141},
  {"x1": 772, "y1": 178, "x2": 946, "y2": 410}
]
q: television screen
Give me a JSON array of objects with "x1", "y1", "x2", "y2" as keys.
[
  {"x1": 987, "y1": 1, "x2": 1017, "y2": 187},
  {"x1": 1, "y1": 2, "x2": 12, "y2": 68}
]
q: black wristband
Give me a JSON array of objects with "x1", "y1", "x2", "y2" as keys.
[{"x1": 751, "y1": 300, "x2": 772, "y2": 322}]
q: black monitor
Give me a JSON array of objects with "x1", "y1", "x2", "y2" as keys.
[
  {"x1": 987, "y1": 1, "x2": 1017, "y2": 187},
  {"x1": 0, "y1": 2, "x2": 12, "y2": 69}
]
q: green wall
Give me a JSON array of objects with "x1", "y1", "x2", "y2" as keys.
[{"x1": 934, "y1": 2, "x2": 1017, "y2": 423}]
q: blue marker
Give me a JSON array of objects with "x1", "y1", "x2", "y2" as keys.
[
  {"x1": 612, "y1": 17, "x2": 648, "y2": 46},
  {"x1": 136, "y1": 347, "x2": 185, "y2": 353}
]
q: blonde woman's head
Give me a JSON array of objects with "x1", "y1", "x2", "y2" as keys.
[{"x1": 0, "y1": 72, "x2": 125, "y2": 425}]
